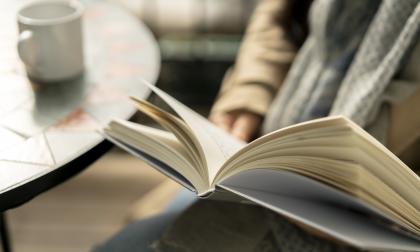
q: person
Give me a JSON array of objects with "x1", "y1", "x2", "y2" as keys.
[
  {"x1": 209, "y1": 0, "x2": 420, "y2": 167},
  {"x1": 94, "y1": 0, "x2": 420, "y2": 251}
]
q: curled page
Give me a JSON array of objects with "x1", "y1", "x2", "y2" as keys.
[{"x1": 139, "y1": 78, "x2": 245, "y2": 182}]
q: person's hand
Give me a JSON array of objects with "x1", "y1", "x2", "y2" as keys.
[{"x1": 209, "y1": 110, "x2": 262, "y2": 142}]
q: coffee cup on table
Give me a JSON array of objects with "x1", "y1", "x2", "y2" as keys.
[{"x1": 17, "y1": 0, "x2": 85, "y2": 83}]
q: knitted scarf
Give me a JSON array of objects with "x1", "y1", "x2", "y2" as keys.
[{"x1": 263, "y1": 0, "x2": 420, "y2": 143}]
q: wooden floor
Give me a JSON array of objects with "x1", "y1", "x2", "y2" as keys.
[{"x1": 6, "y1": 148, "x2": 167, "y2": 252}]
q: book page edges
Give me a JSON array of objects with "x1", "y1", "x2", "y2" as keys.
[{"x1": 103, "y1": 133, "x2": 197, "y2": 192}]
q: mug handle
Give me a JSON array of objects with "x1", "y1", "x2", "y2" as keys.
[{"x1": 17, "y1": 30, "x2": 38, "y2": 66}]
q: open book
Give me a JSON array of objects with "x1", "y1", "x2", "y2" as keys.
[{"x1": 104, "y1": 80, "x2": 420, "y2": 251}]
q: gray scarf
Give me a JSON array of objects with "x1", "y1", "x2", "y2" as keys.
[{"x1": 263, "y1": 0, "x2": 420, "y2": 143}]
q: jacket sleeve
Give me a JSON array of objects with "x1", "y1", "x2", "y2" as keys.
[{"x1": 211, "y1": 0, "x2": 299, "y2": 116}]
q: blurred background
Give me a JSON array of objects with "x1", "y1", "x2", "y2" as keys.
[{"x1": 6, "y1": 0, "x2": 257, "y2": 251}]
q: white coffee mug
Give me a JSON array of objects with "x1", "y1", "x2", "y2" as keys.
[{"x1": 17, "y1": 0, "x2": 84, "y2": 82}]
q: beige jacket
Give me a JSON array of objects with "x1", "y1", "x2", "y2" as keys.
[{"x1": 211, "y1": 0, "x2": 420, "y2": 169}]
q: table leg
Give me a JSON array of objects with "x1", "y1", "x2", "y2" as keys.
[{"x1": 0, "y1": 212, "x2": 11, "y2": 252}]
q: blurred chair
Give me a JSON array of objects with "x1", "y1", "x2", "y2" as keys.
[
  {"x1": 114, "y1": 0, "x2": 256, "y2": 36},
  {"x1": 113, "y1": 0, "x2": 257, "y2": 106}
]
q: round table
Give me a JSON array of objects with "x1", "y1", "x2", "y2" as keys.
[{"x1": 0, "y1": 1, "x2": 160, "y2": 251}]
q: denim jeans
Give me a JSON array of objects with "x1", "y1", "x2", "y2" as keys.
[{"x1": 93, "y1": 188, "x2": 356, "y2": 252}]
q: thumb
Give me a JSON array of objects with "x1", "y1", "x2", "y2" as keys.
[
  {"x1": 231, "y1": 113, "x2": 261, "y2": 142},
  {"x1": 209, "y1": 113, "x2": 236, "y2": 133}
]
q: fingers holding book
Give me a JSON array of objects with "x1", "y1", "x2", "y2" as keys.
[{"x1": 209, "y1": 110, "x2": 262, "y2": 142}]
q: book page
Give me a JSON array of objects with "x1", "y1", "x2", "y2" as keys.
[
  {"x1": 216, "y1": 116, "x2": 420, "y2": 235},
  {"x1": 104, "y1": 119, "x2": 211, "y2": 193},
  {"x1": 139, "y1": 79, "x2": 245, "y2": 182}
]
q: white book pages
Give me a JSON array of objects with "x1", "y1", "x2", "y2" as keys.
[{"x1": 139, "y1": 78, "x2": 245, "y2": 182}]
